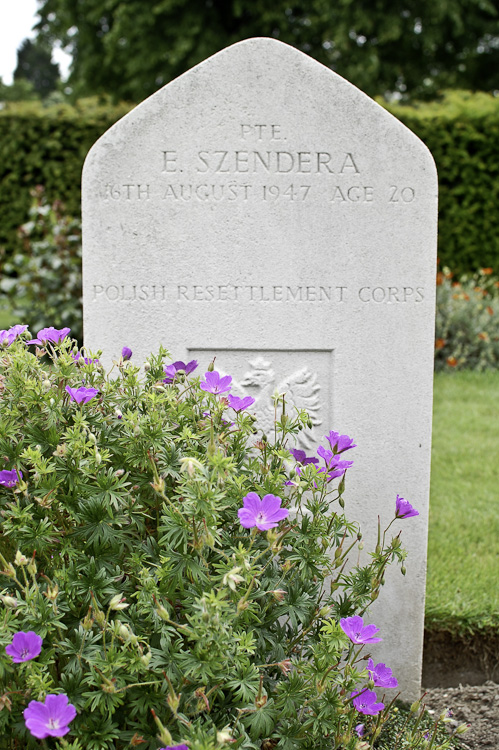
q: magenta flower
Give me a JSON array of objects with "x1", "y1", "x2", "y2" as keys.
[
  {"x1": 367, "y1": 658, "x2": 398, "y2": 688},
  {"x1": 289, "y1": 448, "x2": 319, "y2": 466},
  {"x1": 395, "y1": 494, "x2": 419, "y2": 519},
  {"x1": 340, "y1": 615, "x2": 382, "y2": 645},
  {"x1": 325, "y1": 430, "x2": 357, "y2": 454},
  {"x1": 317, "y1": 446, "x2": 353, "y2": 480},
  {"x1": 228, "y1": 394, "x2": 255, "y2": 412},
  {"x1": 65, "y1": 386, "x2": 99, "y2": 404},
  {"x1": 355, "y1": 724, "x2": 365, "y2": 737},
  {"x1": 351, "y1": 689, "x2": 384, "y2": 715},
  {"x1": 122, "y1": 346, "x2": 133, "y2": 361},
  {"x1": 238, "y1": 492, "x2": 289, "y2": 531},
  {"x1": 71, "y1": 352, "x2": 99, "y2": 365},
  {"x1": 0, "y1": 468, "x2": 22, "y2": 487},
  {"x1": 5, "y1": 631, "x2": 43, "y2": 663},
  {"x1": 0, "y1": 325, "x2": 28, "y2": 346},
  {"x1": 24, "y1": 694, "x2": 76, "y2": 739},
  {"x1": 27, "y1": 327, "x2": 71, "y2": 345},
  {"x1": 200, "y1": 370, "x2": 232, "y2": 395},
  {"x1": 164, "y1": 360, "x2": 198, "y2": 383}
]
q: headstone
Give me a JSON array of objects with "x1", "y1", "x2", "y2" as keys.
[{"x1": 82, "y1": 38, "x2": 437, "y2": 698}]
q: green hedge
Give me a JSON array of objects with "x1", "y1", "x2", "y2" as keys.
[
  {"x1": 0, "y1": 91, "x2": 498, "y2": 273},
  {"x1": 0, "y1": 98, "x2": 131, "y2": 263},
  {"x1": 384, "y1": 91, "x2": 499, "y2": 274}
]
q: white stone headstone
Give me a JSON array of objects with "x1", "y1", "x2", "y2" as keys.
[{"x1": 82, "y1": 38, "x2": 437, "y2": 698}]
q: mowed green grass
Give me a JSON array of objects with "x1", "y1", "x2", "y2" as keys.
[{"x1": 426, "y1": 371, "x2": 499, "y2": 633}]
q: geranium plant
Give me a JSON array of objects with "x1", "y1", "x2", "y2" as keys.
[{"x1": 0, "y1": 328, "x2": 465, "y2": 749}]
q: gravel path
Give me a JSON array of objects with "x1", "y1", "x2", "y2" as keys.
[{"x1": 423, "y1": 682, "x2": 499, "y2": 750}]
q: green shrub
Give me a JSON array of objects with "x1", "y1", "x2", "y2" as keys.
[
  {"x1": 0, "y1": 98, "x2": 131, "y2": 265},
  {"x1": 0, "y1": 331, "x2": 457, "y2": 749},
  {"x1": 384, "y1": 91, "x2": 499, "y2": 274},
  {"x1": 0, "y1": 187, "x2": 83, "y2": 343},
  {"x1": 434, "y1": 266, "x2": 499, "y2": 370}
]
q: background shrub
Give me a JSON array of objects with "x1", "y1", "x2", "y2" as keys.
[
  {"x1": 434, "y1": 266, "x2": 499, "y2": 370},
  {"x1": 0, "y1": 187, "x2": 83, "y2": 342}
]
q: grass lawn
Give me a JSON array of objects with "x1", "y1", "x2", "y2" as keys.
[{"x1": 426, "y1": 370, "x2": 499, "y2": 633}]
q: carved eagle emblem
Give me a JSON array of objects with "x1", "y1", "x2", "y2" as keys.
[{"x1": 231, "y1": 356, "x2": 322, "y2": 449}]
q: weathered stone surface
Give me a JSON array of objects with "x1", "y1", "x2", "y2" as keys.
[{"x1": 82, "y1": 38, "x2": 437, "y2": 698}]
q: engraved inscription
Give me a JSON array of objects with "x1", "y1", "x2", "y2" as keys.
[{"x1": 91, "y1": 283, "x2": 425, "y2": 304}]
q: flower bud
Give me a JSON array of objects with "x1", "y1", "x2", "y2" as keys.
[
  {"x1": 401, "y1": 566, "x2": 407, "y2": 576},
  {"x1": 156, "y1": 603, "x2": 169, "y2": 621},
  {"x1": 45, "y1": 584, "x2": 59, "y2": 601},
  {"x1": 410, "y1": 699, "x2": 421, "y2": 713},
  {"x1": 271, "y1": 589, "x2": 287, "y2": 602},
  {"x1": 140, "y1": 650, "x2": 152, "y2": 668},
  {"x1": 167, "y1": 691, "x2": 181, "y2": 713},
  {"x1": 14, "y1": 551, "x2": 28, "y2": 566},
  {"x1": 87, "y1": 432, "x2": 97, "y2": 444},
  {"x1": 118, "y1": 623, "x2": 131, "y2": 640},
  {"x1": 82, "y1": 609, "x2": 94, "y2": 630},
  {"x1": 42, "y1": 379, "x2": 51, "y2": 390},
  {"x1": 150, "y1": 709, "x2": 172, "y2": 744},
  {"x1": 338, "y1": 497, "x2": 345, "y2": 509},
  {"x1": 143, "y1": 361, "x2": 151, "y2": 372},
  {"x1": 2, "y1": 563, "x2": 16, "y2": 578},
  {"x1": 115, "y1": 469, "x2": 125, "y2": 477},
  {"x1": 358, "y1": 542, "x2": 364, "y2": 551},
  {"x1": 217, "y1": 728, "x2": 233, "y2": 744},
  {"x1": 207, "y1": 360, "x2": 215, "y2": 372},
  {"x1": 455, "y1": 723, "x2": 470, "y2": 735},
  {"x1": 49, "y1": 398, "x2": 55, "y2": 406},
  {"x1": 109, "y1": 593, "x2": 129, "y2": 611},
  {"x1": 0, "y1": 595, "x2": 18, "y2": 608},
  {"x1": 114, "y1": 409, "x2": 123, "y2": 419}
]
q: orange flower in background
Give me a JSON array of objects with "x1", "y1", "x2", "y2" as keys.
[
  {"x1": 478, "y1": 332, "x2": 489, "y2": 341},
  {"x1": 463, "y1": 293, "x2": 470, "y2": 301},
  {"x1": 495, "y1": 281, "x2": 499, "y2": 289},
  {"x1": 452, "y1": 293, "x2": 460, "y2": 300},
  {"x1": 446, "y1": 356, "x2": 458, "y2": 367},
  {"x1": 487, "y1": 306, "x2": 494, "y2": 315},
  {"x1": 445, "y1": 271, "x2": 454, "y2": 279},
  {"x1": 452, "y1": 282, "x2": 461, "y2": 288},
  {"x1": 435, "y1": 338, "x2": 446, "y2": 350},
  {"x1": 436, "y1": 272, "x2": 444, "y2": 286},
  {"x1": 480, "y1": 268, "x2": 493, "y2": 275}
]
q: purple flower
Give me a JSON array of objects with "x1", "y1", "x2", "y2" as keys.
[
  {"x1": 340, "y1": 616, "x2": 382, "y2": 645},
  {"x1": 163, "y1": 360, "x2": 198, "y2": 383},
  {"x1": 355, "y1": 724, "x2": 365, "y2": 737},
  {"x1": 317, "y1": 446, "x2": 353, "y2": 480},
  {"x1": 23, "y1": 694, "x2": 76, "y2": 739},
  {"x1": 325, "y1": 430, "x2": 357, "y2": 454},
  {"x1": 27, "y1": 327, "x2": 71, "y2": 345},
  {"x1": 65, "y1": 386, "x2": 99, "y2": 404},
  {"x1": 121, "y1": 346, "x2": 133, "y2": 361},
  {"x1": 238, "y1": 492, "x2": 289, "y2": 531},
  {"x1": 5, "y1": 631, "x2": 43, "y2": 663},
  {"x1": 367, "y1": 658, "x2": 398, "y2": 688},
  {"x1": 0, "y1": 468, "x2": 22, "y2": 487},
  {"x1": 71, "y1": 352, "x2": 99, "y2": 366},
  {"x1": 289, "y1": 448, "x2": 319, "y2": 466},
  {"x1": 0, "y1": 325, "x2": 28, "y2": 346},
  {"x1": 228, "y1": 394, "x2": 255, "y2": 412},
  {"x1": 351, "y1": 689, "x2": 384, "y2": 715},
  {"x1": 395, "y1": 494, "x2": 419, "y2": 519},
  {"x1": 200, "y1": 370, "x2": 232, "y2": 395}
]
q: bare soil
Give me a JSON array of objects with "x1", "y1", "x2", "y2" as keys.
[{"x1": 422, "y1": 631, "x2": 499, "y2": 749}]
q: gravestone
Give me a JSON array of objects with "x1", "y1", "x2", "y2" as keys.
[{"x1": 82, "y1": 38, "x2": 437, "y2": 698}]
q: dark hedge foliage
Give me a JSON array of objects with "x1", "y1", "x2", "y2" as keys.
[
  {"x1": 0, "y1": 98, "x2": 131, "y2": 267},
  {"x1": 0, "y1": 90, "x2": 498, "y2": 274}
]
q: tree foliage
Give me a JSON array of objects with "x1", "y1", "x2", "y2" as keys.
[
  {"x1": 35, "y1": 0, "x2": 499, "y2": 101},
  {"x1": 14, "y1": 38, "x2": 60, "y2": 98}
]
